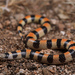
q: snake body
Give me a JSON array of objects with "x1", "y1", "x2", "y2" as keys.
[{"x1": 0, "y1": 15, "x2": 75, "y2": 64}]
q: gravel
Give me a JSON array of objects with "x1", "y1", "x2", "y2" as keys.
[{"x1": 0, "y1": 0, "x2": 75, "y2": 75}]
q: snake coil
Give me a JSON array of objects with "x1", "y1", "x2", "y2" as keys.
[{"x1": 0, "y1": 15, "x2": 75, "y2": 64}]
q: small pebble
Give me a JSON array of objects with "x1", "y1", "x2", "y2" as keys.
[
  {"x1": 73, "y1": 23, "x2": 75, "y2": 29},
  {"x1": 58, "y1": 13, "x2": 69, "y2": 19},
  {"x1": 49, "y1": 69, "x2": 55, "y2": 74},
  {"x1": 26, "y1": 63, "x2": 37, "y2": 70},
  {"x1": 42, "y1": 68, "x2": 52, "y2": 75},
  {"x1": 19, "y1": 69, "x2": 25, "y2": 73},
  {"x1": 11, "y1": 19, "x2": 17, "y2": 30},
  {"x1": 0, "y1": 65, "x2": 3, "y2": 68},
  {"x1": 0, "y1": 48, "x2": 3, "y2": 51},
  {"x1": 66, "y1": 32, "x2": 71, "y2": 38},
  {"x1": 58, "y1": 24, "x2": 65, "y2": 31},
  {"x1": 0, "y1": 23, "x2": 3, "y2": 29},
  {"x1": 60, "y1": 31, "x2": 65, "y2": 35},
  {"x1": 5, "y1": 20, "x2": 11, "y2": 26},
  {"x1": 11, "y1": 19, "x2": 17, "y2": 25},
  {"x1": 15, "y1": 14, "x2": 25, "y2": 21}
]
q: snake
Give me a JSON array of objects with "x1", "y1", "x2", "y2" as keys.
[{"x1": 0, "y1": 15, "x2": 75, "y2": 64}]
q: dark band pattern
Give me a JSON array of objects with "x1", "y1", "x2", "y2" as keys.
[{"x1": 0, "y1": 15, "x2": 75, "y2": 64}]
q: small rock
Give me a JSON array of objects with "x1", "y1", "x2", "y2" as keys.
[
  {"x1": 66, "y1": 32, "x2": 71, "y2": 38},
  {"x1": 5, "y1": 20, "x2": 11, "y2": 26},
  {"x1": 19, "y1": 69, "x2": 25, "y2": 73},
  {"x1": 58, "y1": 13, "x2": 69, "y2": 19},
  {"x1": 0, "y1": 48, "x2": 3, "y2": 52},
  {"x1": 66, "y1": 23, "x2": 71, "y2": 28},
  {"x1": 42, "y1": 68, "x2": 52, "y2": 75},
  {"x1": 58, "y1": 24, "x2": 65, "y2": 31},
  {"x1": 14, "y1": 68, "x2": 19, "y2": 73},
  {"x1": 26, "y1": 63, "x2": 37, "y2": 70},
  {"x1": 11, "y1": 19, "x2": 17, "y2": 30},
  {"x1": 42, "y1": 68, "x2": 48, "y2": 75},
  {"x1": 15, "y1": 14, "x2": 25, "y2": 21},
  {"x1": 51, "y1": 19, "x2": 59, "y2": 25},
  {"x1": 48, "y1": 69, "x2": 55, "y2": 74},
  {"x1": 71, "y1": 29, "x2": 75, "y2": 34},
  {"x1": 26, "y1": 27, "x2": 31, "y2": 30},
  {"x1": 60, "y1": 31, "x2": 65, "y2": 35},
  {"x1": 0, "y1": 65, "x2": 3, "y2": 68},
  {"x1": 11, "y1": 19, "x2": 17, "y2": 25},
  {"x1": 73, "y1": 23, "x2": 75, "y2": 29},
  {"x1": 0, "y1": 23, "x2": 3, "y2": 29}
]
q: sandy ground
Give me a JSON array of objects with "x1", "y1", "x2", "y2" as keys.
[{"x1": 0, "y1": 0, "x2": 75, "y2": 75}]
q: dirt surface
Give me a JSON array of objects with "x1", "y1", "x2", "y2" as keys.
[{"x1": 0, "y1": 0, "x2": 75, "y2": 75}]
